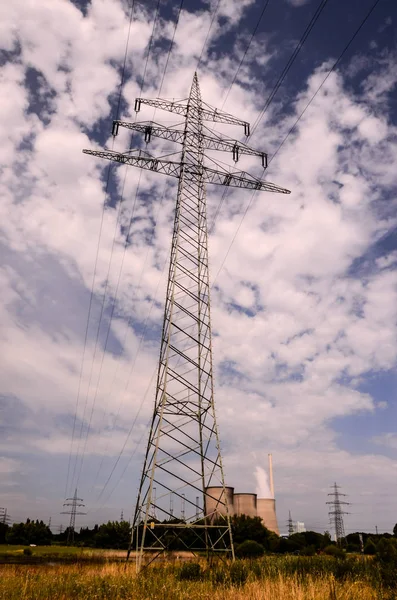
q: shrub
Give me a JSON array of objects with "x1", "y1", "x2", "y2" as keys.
[
  {"x1": 249, "y1": 560, "x2": 263, "y2": 579},
  {"x1": 177, "y1": 562, "x2": 202, "y2": 581},
  {"x1": 235, "y1": 540, "x2": 265, "y2": 558},
  {"x1": 209, "y1": 565, "x2": 227, "y2": 585},
  {"x1": 364, "y1": 539, "x2": 376, "y2": 555},
  {"x1": 376, "y1": 538, "x2": 397, "y2": 589},
  {"x1": 229, "y1": 560, "x2": 248, "y2": 586},
  {"x1": 300, "y1": 545, "x2": 316, "y2": 556},
  {"x1": 23, "y1": 548, "x2": 32, "y2": 556},
  {"x1": 346, "y1": 543, "x2": 360, "y2": 553},
  {"x1": 324, "y1": 545, "x2": 345, "y2": 559}
]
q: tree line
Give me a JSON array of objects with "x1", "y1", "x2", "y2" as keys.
[{"x1": 1, "y1": 516, "x2": 397, "y2": 558}]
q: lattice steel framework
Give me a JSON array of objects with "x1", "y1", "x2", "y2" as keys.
[
  {"x1": 326, "y1": 483, "x2": 349, "y2": 545},
  {"x1": 61, "y1": 489, "x2": 86, "y2": 545},
  {"x1": 288, "y1": 510, "x2": 294, "y2": 537},
  {"x1": 83, "y1": 73, "x2": 290, "y2": 570}
]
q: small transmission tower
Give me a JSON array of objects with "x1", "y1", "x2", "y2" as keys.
[
  {"x1": 0, "y1": 507, "x2": 11, "y2": 525},
  {"x1": 326, "y1": 482, "x2": 349, "y2": 545},
  {"x1": 61, "y1": 489, "x2": 86, "y2": 545},
  {"x1": 288, "y1": 510, "x2": 294, "y2": 536},
  {"x1": 84, "y1": 73, "x2": 290, "y2": 570}
]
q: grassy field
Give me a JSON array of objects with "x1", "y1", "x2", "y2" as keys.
[
  {"x1": 0, "y1": 554, "x2": 388, "y2": 600},
  {"x1": 0, "y1": 544, "x2": 126, "y2": 562}
]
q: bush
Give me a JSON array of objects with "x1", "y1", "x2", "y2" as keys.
[
  {"x1": 346, "y1": 543, "x2": 360, "y2": 553},
  {"x1": 376, "y1": 538, "x2": 397, "y2": 589},
  {"x1": 23, "y1": 547, "x2": 32, "y2": 556},
  {"x1": 209, "y1": 565, "x2": 227, "y2": 585},
  {"x1": 229, "y1": 560, "x2": 248, "y2": 586},
  {"x1": 231, "y1": 515, "x2": 273, "y2": 548},
  {"x1": 177, "y1": 562, "x2": 202, "y2": 581},
  {"x1": 364, "y1": 539, "x2": 376, "y2": 555},
  {"x1": 235, "y1": 540, "x2": 265, "y2": 558},
  {"x1": 300, "y1": 545, "x2": 316, "y2": 556},
  {"x1": 324, "y1": 545, "x2": 345, "y2": 559}
]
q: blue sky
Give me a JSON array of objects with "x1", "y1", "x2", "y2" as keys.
[{"x1": 1, "y1": 0, "x2": 397, "y2": 537}]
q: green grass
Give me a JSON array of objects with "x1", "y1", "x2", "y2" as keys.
[
  {"x1": 0, "y1": 544, "x2": 79, "y2": 554},
  {"x1": 0, "y1": 544, "x2": 125, "y2": 564}
]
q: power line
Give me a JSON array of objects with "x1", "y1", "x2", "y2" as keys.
[
  {"x1": 203, "y1": 0, "x2": 273, "y2": 236},
  {"x1": 157, "y1": 0, "x2": 185, "y2": 98},
  {"x1": 196, "y1": 0, "x2": 222, "y2": 71},
  {"x1": 85, "y1": 183, "x2": 169, "y2": 495},
  {"x1": 89, "y1": 368, "x2": 157, "y2": 509},
  {"x1": 220, "y1": 0, "x2": 271, "y2": 111},
  {"x1": 69, "y1": 0, "x2": 163, "y2": 492},
  {"x1": 64, "y1": 0, "x2": 138, "y2": 498},
  {"x1": 210, "y1": 0, "x2": 382, "y2": 287},
  {"x1": 270, "y1": 0, "x2": 383, "y2": 163},
  {"x1": 250, "y1": 0, "x2": 331, "y2": 136}
]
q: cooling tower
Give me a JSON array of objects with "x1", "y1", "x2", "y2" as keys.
[
  {"x1": 205, "y1": 486, "x2": 234, "y2": 521},
  {"x1": 233, "y1": 493, "x2": 257, "y2": 518},
  {"x1": 257, "y1": 498, "x2": 279, "y2": 535}
]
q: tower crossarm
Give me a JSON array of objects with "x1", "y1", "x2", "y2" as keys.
[
  {"x1": 135, "y1": 98, "x2": 250, "y2": 133},
  {"x1": 82, "y1": 148, "x2": 290, "y2": 194},
  {"x1": 61, "y1": 511, "x2": 86, "y2": 515},
  {"x1": 112, "y1": 120, "x2": 267, "y2": 166}
]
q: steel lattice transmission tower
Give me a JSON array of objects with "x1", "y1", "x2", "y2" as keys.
[
  {"x1": 288, "y1": 510, "x2": 294, "y2": 537},
  {"x1": 0, "y1": 507, "x2": 11, "y2": 525},
  {"x1": 83, "y1": 73, "x2": 290, "y2": 570},
  {"x1": 326, "y1": 482, "x2": 349, "y2": 545},
  {"x1": 61, "y1": 489, "x2": 86, "y2": 545}
]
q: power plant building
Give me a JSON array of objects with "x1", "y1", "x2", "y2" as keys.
[{"x1": 205, "y1": 455, "x2": 279, "y2": 535}]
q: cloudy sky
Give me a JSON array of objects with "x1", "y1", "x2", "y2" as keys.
[{"x1": 1, "y1": 0, "x2": 397, "y2": 536}]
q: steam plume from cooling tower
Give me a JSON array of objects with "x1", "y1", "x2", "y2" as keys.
[{"x1": 254, "y1": 466, "x2": 271, "y2": 498}]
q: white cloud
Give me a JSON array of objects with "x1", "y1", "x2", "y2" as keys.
[{"x1": 373, "y1": 433, "x2": 397, "y2": 450}]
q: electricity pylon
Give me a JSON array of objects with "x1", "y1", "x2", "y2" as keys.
[
  {"x1": 0, "y1": 507, "x2": 11, "y2": 525},
  {"x1": 288, "y1": 510, "x2": 294, "y2": 536},
  {"x1": 83, "y1": 73, "x2": 290, "y2": 570},
  {"x1": 61, "y1": 489, "x2": 86, "y2": 545},
  {"x1": 326, "y1": 482, "x2": 349, "y2": 545}
]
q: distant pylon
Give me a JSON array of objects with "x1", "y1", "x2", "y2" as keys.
[
  {"x1": 326, "y1": 483, "x2": 349, "y2": 545},
  {"x1": 288, "y1": 510, "x2": 294, "y2": 537},
  {"x1": 61, "y1": 489, "x2": 86, "y2": 545},
  {"x1": 48, "y1": 517, "x2": 52, "y2": 529},
  {"x1": 120, "y1": 509, "x2": 124, "y2": 522},
  {"x1": 0, "y1": 508, "x2": 10, "y2": 525},
  {"x1": 84, "y1": 73, "x2": 290, "y2": 571}
]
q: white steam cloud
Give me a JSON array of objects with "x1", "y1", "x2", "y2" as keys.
[{"x1": 255, "y1": 466, "x2": 272, "y2": 499}]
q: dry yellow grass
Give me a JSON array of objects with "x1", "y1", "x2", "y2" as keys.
[{"x1": 0, "y1": 561, "x2": 379, "y2": 600}]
